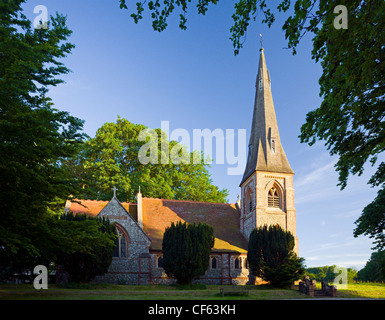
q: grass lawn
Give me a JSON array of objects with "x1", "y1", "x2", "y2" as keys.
[
  {"x1": 336, "y1": 282, "x2": 385, "y2": 299},
  {"x1": 0, "y1": 283, "x2": 303, "y2": 300},
  {"x1": 1, "y1": 282, "x2": 385, "y2": 300}
]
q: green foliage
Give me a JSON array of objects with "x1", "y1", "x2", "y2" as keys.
[
  {"x1": 0, "y1": 0, "x2": 86, "y2": 276},
  {"x1": 118, "y1": 0, "x2": 291, "y2": 55},
  {"x1": 162, "y1": 221, "x2": 215, "y2": 285},
  {"x1": 357, "y1": 251, "x2": 385, "y2": 282},
  {"x1": 294, "y1": 1, "x2": 385, "y2": 250},
  {"x1": 119, "y1": 0, "x2": 219, "y2": 32},
  {"x1": 306, "y1": 265, "x2": 358, "y2": 283},
  {"x1": 247, "y1": 225, "x2": 305, "y2": 288},
  {"x1": 354, "y1": 188, "x2": 385, "y2": 251},
  {"x1": 67, "y1": 116, "x2": 229, "y2": 203},
  {"x1": 56, "y1": 213, "x2": 117, "y2": 283}
]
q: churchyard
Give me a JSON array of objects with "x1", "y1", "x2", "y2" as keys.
[{"x1": 1, "y1": 282, "x2": 385, "y2": 300}]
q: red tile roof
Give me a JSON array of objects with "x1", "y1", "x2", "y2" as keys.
[
  {"x1": 142, "y1": 198, "x2": 247, "y2": 253},
  {"x1": 67, "y1": 199, "x2": 137, "y2": 220},
  {"x1": 67, "y1": 197, "x2": 247, "y2": 253}
]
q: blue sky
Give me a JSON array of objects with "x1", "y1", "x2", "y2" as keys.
[{"x1": 23, "y1": 0, "x2": 380, "y2": 269}]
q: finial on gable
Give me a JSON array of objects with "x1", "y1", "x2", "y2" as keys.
[
  {"x1": 236, "y1": 194, "x2": 241, "y2": 210},
  {"x1": 111, "y1": 186, "x2": 118, "y2": 199}
]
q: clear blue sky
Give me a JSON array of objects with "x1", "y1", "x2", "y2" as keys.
[{"x1": 22, "y1": 0, "x2": 379, "y2": 270}]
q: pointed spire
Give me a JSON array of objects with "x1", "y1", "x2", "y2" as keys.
[{"x1": 240, "y1": 48, "x2": 294, "y2": 186}]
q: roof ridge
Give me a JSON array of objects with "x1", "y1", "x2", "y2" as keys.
[
  {"x1": 142, "y1": 197, "x2": 233, "y2": 206},
  {"x1": 71, "y1": 198, "x2": 136, "y2": 205},
  {"x1": 71, "y1": 198, "x2": 108, "y2": 203}
]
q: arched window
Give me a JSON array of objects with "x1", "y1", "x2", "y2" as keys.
[
  {"x1": 157, "y1": 256, "x2": 163, "y2": 268},
  {"x1": 113, "y1": 225, "x2": 128, "y2": 258},
  {"x1": 211, "y1": 257, "x2": 217, "y2": 269},
  {"x1": 268, "y1": 187, "x2": 280, "y2": 208},
  {"x1": 234, "y1": 257, "x2": 241, "y2": 269},
  {"x1": 245, "y1": 189, "x2": 253, "y2": 213}
]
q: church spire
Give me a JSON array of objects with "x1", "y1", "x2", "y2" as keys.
[{"x1": 240, "y1": 49, "x2": 294, "y2": 186}]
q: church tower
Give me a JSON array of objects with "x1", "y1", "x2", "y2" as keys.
[{"x1": 240, "y1": 48, "x2": 298, "y2": 253}]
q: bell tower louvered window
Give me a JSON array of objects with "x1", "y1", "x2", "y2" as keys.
[
  {"x1": 245, "y1": 188, "x2": 253, "y2": 213},
  {"x1": 268, "y1": 187, "x2": 280, "y2": 208}
]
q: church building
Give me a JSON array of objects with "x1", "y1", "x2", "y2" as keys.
[{"x1": 64, "y1": 48, "x2": 298, "y2": 285}]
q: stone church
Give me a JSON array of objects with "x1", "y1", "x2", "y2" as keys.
[{"x1": 64, "y1": 48, "x2": 298, "y2": 285}]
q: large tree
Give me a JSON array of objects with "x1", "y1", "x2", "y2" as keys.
[
  {"x1": 55, "y1": 213, "x2": 117, "y2": 283},
  {"x1": 118, "y1": 0, "x2": 385, "y2": 248},
  {"x1": 357, "y1": 251, "x2": 385, "y2": 282},
  {"x1": 296, "y1": 1, "x2": 385, "y2": 250},
  {"x1": 0, "y1": 0, "x2": 86, "y2": 276},
  {"x1": 67, "y1": 117, "x2": 229, "y2": 203}
]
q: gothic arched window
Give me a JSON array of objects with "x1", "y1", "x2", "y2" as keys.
[
  {"x1": 211, "y1": 257, "x2": 217, "y2": 269},
  {"x1": 268, "y1": 187, "x2": 280, "y2": 208},
  {"x1": 157, "y1": 256, "x2": 163, "y2": 268},
  {"x1": 113, "y1": 225, "x2": 128, "y2": 258},
  {"x1": 234, "y1": 257, "x2": 241, "y2": 269}
]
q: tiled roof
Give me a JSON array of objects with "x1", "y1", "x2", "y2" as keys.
[
  {"x1": 67, "y1": 197, "x2": 247, "y2": 254},
  {"x1": 142, "y1": 198, "x2": 247, "y2": 253},
  {"x1": 67, "y1": 199, "x2": 138, "y2": 221}
]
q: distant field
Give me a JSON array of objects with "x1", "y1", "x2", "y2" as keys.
[{"x1": 0, "y1": 282, "x2": 384, "y2": 300}]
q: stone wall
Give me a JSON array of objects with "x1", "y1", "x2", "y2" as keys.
[
  {"x1": 87, "y1": 197, "x2": 254, "y2": 286},
  {"x1": 93, "y1": 197, "x2": 152, "y2": 285},
  {"x1": 240, "y1": 171, "x2": 298, "y2": 255},
  {"x1": 149, "y1": 252, "x2": 251, "y2": 286}
]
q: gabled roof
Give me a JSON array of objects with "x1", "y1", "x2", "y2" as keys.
[
  {"x1": 66, "y1": 197, "x2": 247, "y2": 254},
  {"x1": 240, "y1": 49, "x2": 294, "y2": 186},
  {"x1": 66, "y1": 199, "x2": 137, "y2": 220},
  {"x1": 142, "y1": 198, "x2": 247, "y2": 253}
]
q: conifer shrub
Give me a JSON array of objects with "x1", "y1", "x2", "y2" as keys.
[
  {"x1": 247, "y1": 225, "x2": 305, "y2": 288},
  {"x1": 162, "y1": 221, "x2": 214, "y2": 285}
]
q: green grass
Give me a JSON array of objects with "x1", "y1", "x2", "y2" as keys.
[
  {"x1": 337, "y1": 282, "x2": 385, "y2": 299},
  {"x1": 1, "y1": 282, "x2": 384, "y2": 300},
  {"x1": 0, "y1": 283, "x2": 302, "y2": 300}
]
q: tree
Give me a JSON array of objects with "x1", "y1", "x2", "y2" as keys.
[
  {"x1": 306, "y1": 265, "x2": 358, "y2": 283},
  {"x1": 0, "y1": 0, "x2": 87, "y2": 276},
  {"x1": 295, "y1": 1, "x2": 385, "y2": 250},
  {"x1": 67, "y1": 117, "x2": 229, "y2": 203},
  {"x1": 55, "y1": 213, "x2": 117, "y2": 283},
  {"x1": 247, "y1": 225, "x2": 305, "y2": 287},
  {"x1": 357, "y1": 251, "x2": 385, "y2": 282},
  {"x1": 354, "y1": 188, "x2": 385, "y2": 251},
  {"x1": 162, "y1": 221, "x2": 215, "y2": 285}
]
